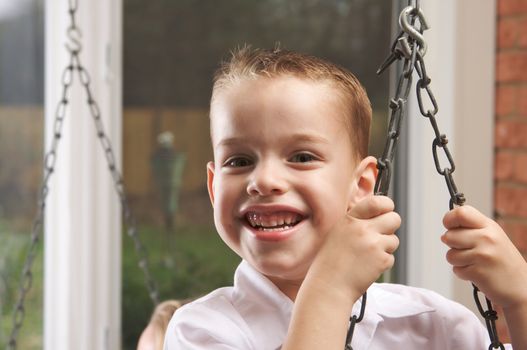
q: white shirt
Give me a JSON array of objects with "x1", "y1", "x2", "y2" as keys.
[{"x1": 164, "y1": 260, "x2": 512, "y2": 349}]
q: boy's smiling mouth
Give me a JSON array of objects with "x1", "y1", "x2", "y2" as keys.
[
  {"x1": 240, "y1": 205, "x2": 307, "y2": 241},
  {"x1": 245, "y1": 211, "x2": 303, "y2": 231}
]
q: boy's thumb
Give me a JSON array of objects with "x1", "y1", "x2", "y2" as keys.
[{"x1": 349, "y1": 195, "x2": 394, "y2": 220}]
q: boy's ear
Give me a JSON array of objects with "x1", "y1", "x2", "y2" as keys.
[
  {"x1": 349, "y1": 156, "x2": 377, "y2": 205},
  {"x1": 206, "y1": 161, "x2": 215, "y2": 206}
]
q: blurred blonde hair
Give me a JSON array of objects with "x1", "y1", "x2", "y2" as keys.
[{"x1": 139, "y1": 299, "x2": 183, "y2": 350}]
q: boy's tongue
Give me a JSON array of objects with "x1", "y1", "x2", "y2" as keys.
[{"x1": 246, "y1": 211, "x2": 302, "y2": 230}]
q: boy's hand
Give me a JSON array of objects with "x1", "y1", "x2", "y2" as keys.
[
  {"x1": 442, "y1": 205, "x2": 527, "y2": 309},
  {"x1": 285, "y1": 196, "x2": 399, "y2": 350},
  {"x1": 307, "y1": 195, "x2": 400, "y2": 303}
]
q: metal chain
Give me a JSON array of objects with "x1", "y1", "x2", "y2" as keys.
[
  {"x1": 409, "y1": 10, "x2": 505, "y2": 350},
  {"x1": 349, "y1": 1, "x2": 504, "y2": 349},
  {"x1": 74, "y1": 37, "x2": 160, "y2": 308},
  {"x1": 6, "y1": 42, "x2": 75, "y2": 350},
  {"x1": 344, "y1": 292, "x2": 367, "y2": 350},
  {"x1": 7, "y1": 2, "x2": 159, "y2": 348},
  {"x1": 344, "y1": 2, "x2": 420, "y2": 348}
]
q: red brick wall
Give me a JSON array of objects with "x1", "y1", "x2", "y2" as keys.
[{"x1": 495, "y1": 0, "x2": 527, "y2": 342}]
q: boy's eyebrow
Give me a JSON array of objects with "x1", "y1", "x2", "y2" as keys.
[
  {"x1": 288, "y1": 133, "x2": 331, "y2": 144},
  {"x1": 215, "y1": 137, "x2": 246, "y2": 148},
  {"x1": 216, "y1": 133, "x2": 330, "y2": 148}
]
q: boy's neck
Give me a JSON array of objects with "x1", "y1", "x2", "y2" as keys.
[{"x1": 266, "y1": 274, "x2": 304, "y2": 301}]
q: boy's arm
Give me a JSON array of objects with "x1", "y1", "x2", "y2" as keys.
[
  {"x1": 503, "y1": 302, "x2": 527, "y2": 349},
  {"x1": 442, "y1": 206, "x2": 527, "y2": 348},
  {"x1": 282, "y1": 269, "x2": 358, "y2": 350},
  {"x1": 282, "y1": 196, "x2": 400, "y2": 349}
]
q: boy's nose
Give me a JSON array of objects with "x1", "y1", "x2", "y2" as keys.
[{"x1": 246, "y1": 161, "x2": 288, "y2": 197}]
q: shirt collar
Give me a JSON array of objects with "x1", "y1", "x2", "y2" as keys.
[
  {"x1": 233, "y1": 261, "x2": 293, "y2": 350},
  {"x1": 233, "y1": 261, "x2": 436, "y2": 349},
  {"x1": 235, "y1": 261, "x2": 435, "y2": 318},
  {"x1": 234, "y1": 260, "x2": 294, "y2": 314},
  {"x1": 366, "y1": 283, "x2": 435, "y2": 318},
  {"x1": 350, "y1": 283, "x2": 436, "y2": 349}
]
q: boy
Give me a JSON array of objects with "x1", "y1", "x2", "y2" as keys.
[{"x1": 164, "y1": 46, "x2": 527, "y2": 349}]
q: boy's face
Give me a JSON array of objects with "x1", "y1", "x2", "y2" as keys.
[{"x1": 208, "y1": 75, "x2": 366, "y2": 294}]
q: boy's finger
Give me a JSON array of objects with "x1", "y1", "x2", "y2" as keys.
[
  {"x1": 369, "y1": 211, "x2": 401, "y2": 235},
  {"x1": 442, "y1": 205, "x2": 488, "y2": 230},
  {"x1": 441, "y1": 228, "x2": 478, "y2": 249},
  {"x1": 383, "y1": 234, "x2": 400, "y2": 254},
  {"x1": 445, "y1": 247, "x2": 474, "y2": 267},
  {"x1": 349, "y1": 195, "x2": 394, "y2": 219}
]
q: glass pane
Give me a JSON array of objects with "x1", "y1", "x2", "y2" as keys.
[
  {"x1": 123, "y1": 0, "x2": 392, "y2": 348},
  {"x1": 0, "y1": 1, "x2": 45, "y2": 349}
]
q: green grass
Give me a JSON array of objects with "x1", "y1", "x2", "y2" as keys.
[{"x1": 0, "y1": 222, "x2": 44, "y2": 350}]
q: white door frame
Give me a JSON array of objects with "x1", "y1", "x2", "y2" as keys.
[{"x1": 44, "y1": 1, "x2": 122, "y2": 349}]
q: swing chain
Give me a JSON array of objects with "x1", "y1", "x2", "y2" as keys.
[
  {"x1": 473, "y1": 284, "x2": 506, "y2": 350},
  {"x1": 74, "y1": 49, "x2": 160, "y2": 307},
  {"x1": 7, "y1": 2, "x2": 159, "y2": 348},
  {"x1": 413, "y1": 53, "x2": 466, "y2": 210},
  {"x1": 374, "y1": 2, "x2": 504, "y2": 350},
  {"x1": 411, "y1": 22, "x2": 504, "y2": 350},
  {"x1": 344, "y1": 292, "x2": 367, "y2": 350},
  {"x1": 6, "y1": 41, "x2": 75, "y2": 350},
  {"x1": 66, "y1": 0, "x2": 160, "y2": 307},
  {"x1": 345, "y1": 4, "x2": 425, "y2": 348},
  {"x1": 374, "y1": 49, "x2": 415, "y2": 196}
]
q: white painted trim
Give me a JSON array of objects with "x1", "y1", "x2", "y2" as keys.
[
  {"x1": 44, "y1": 1, "x2": 122, "y2": 349},
  {"x1": 406, "y1": 0, "x2": 456, "y2": 298},
  {"x1": 451, "y1": 0, "x2": 496, "y2": 312},
  {"x1": 404, "y1": 0, "x2": 495, "y2": 314}
]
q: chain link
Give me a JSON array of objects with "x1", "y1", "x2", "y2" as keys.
[
  {"x1": 7, "y1": 2, "x2": 160, "y2": 348},
  {"x1": 344, "y1": 292, "x2": 366, "y2": 350},
  {"x1": 473, "y1": 284, "x2": 506, "y2": 350},
  {"x1": 349, "y1": 2, "x2": 504, "y2": 350}
]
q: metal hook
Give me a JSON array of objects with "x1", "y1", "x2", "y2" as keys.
[
  {"x1": 69, "y1": 0, "x2": 78, "y2": 12},
  {"x1": 65, "y1": 26, "x2": 82, "y2": 54},
  {"x1": 399, "y1": 6, "x2": 429, "y2": 57}
]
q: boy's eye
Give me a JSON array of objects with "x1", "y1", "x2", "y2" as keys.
[
  {"x1": 224, "y1": 157, "x2": 252, "y2": 168},
  {"x1": 289, "y1": 153, "x2": 317, "y2": 163}
]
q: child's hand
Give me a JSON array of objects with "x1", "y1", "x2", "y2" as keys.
[
  {"x1": 442, "y1": 206, "x2": 527, "y2": 309},
  {"x1": 307, "y1": 195, "x2": 400, "y2": 302}
]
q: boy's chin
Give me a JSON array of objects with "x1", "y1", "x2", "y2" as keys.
[{"x1": 251, "y1": 256, "x2": 311, "y2": 283}]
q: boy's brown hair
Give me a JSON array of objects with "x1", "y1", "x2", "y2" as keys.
[{"x1": 211, "y1": 45, "x2": 372, "y2": 158}]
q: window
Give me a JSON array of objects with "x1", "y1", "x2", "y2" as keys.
[
  {"x1": 0, "y1": 1, "x2": 45, "y2": 348},
  {"x1": 122, "y1": 1, "x2": 392, "y2": 347}
]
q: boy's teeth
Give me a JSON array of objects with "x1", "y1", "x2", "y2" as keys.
[{"x1": 246, "y1": 211, "x2": 302, "y2": 229}]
